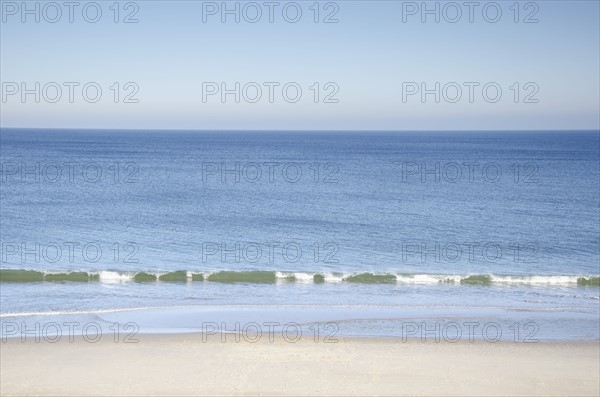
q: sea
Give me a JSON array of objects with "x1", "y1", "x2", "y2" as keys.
[{"x1": 1, "y1": 129, "x2": 598, "y2": 341}]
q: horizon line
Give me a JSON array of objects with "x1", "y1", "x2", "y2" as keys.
[{"x1": 1, "y1": 127, "x2": 599, "y2": 133}]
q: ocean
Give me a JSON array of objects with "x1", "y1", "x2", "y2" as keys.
[{"x1": 1, "y1": 129, "x2": 598, "y2": 341}]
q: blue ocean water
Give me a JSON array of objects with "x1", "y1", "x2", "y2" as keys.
[{"x1": 1, "y1": 129, "x2": 598, "y2": 340}]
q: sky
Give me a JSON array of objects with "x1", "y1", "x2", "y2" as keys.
[{"x1": 1, "y1": 0, "x2": 599, "y2": 130}]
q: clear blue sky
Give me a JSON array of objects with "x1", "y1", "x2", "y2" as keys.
[{"x1": 1, "y1": 0, "x2": 599, "y2": 130}]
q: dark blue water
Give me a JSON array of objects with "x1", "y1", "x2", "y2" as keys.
[{"x1": 1, "y1": 129, "x2": 598, "y2": 340}]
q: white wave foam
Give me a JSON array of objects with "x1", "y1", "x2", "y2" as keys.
[
  {"x1": 324, "y1": 273, "x2": 344, "y2": 283},
  {"x1": 99, "y1": 271, "x2": 134, "y2": 282},
  {"x1": 275, "y1": 272, "x2": 315, "y2": 282},
  {"x1": 491, "y1": 275, "x2": 580, "y2": 284},
  {"x1": 395, "y1": 274, "x2": 460, "y2": 284},
  {"x1": 293, "y1": 272, "x2": 315, "y2": 282}
]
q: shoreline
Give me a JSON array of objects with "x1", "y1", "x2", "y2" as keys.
[
  {"x1": 2, "y1": 334, "x2": 598, "y2": 396},
  {"x1": 3, "y1": 331, "x2": 600, "y2": 344}
]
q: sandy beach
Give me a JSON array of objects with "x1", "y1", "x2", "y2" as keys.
[{"x1": 1, "y1": 334, "x2": 598, "y2": 396}]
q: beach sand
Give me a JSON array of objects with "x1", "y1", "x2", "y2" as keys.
[{"x1": 1, "y1": 334, "x2": 598, "y2": 396}]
